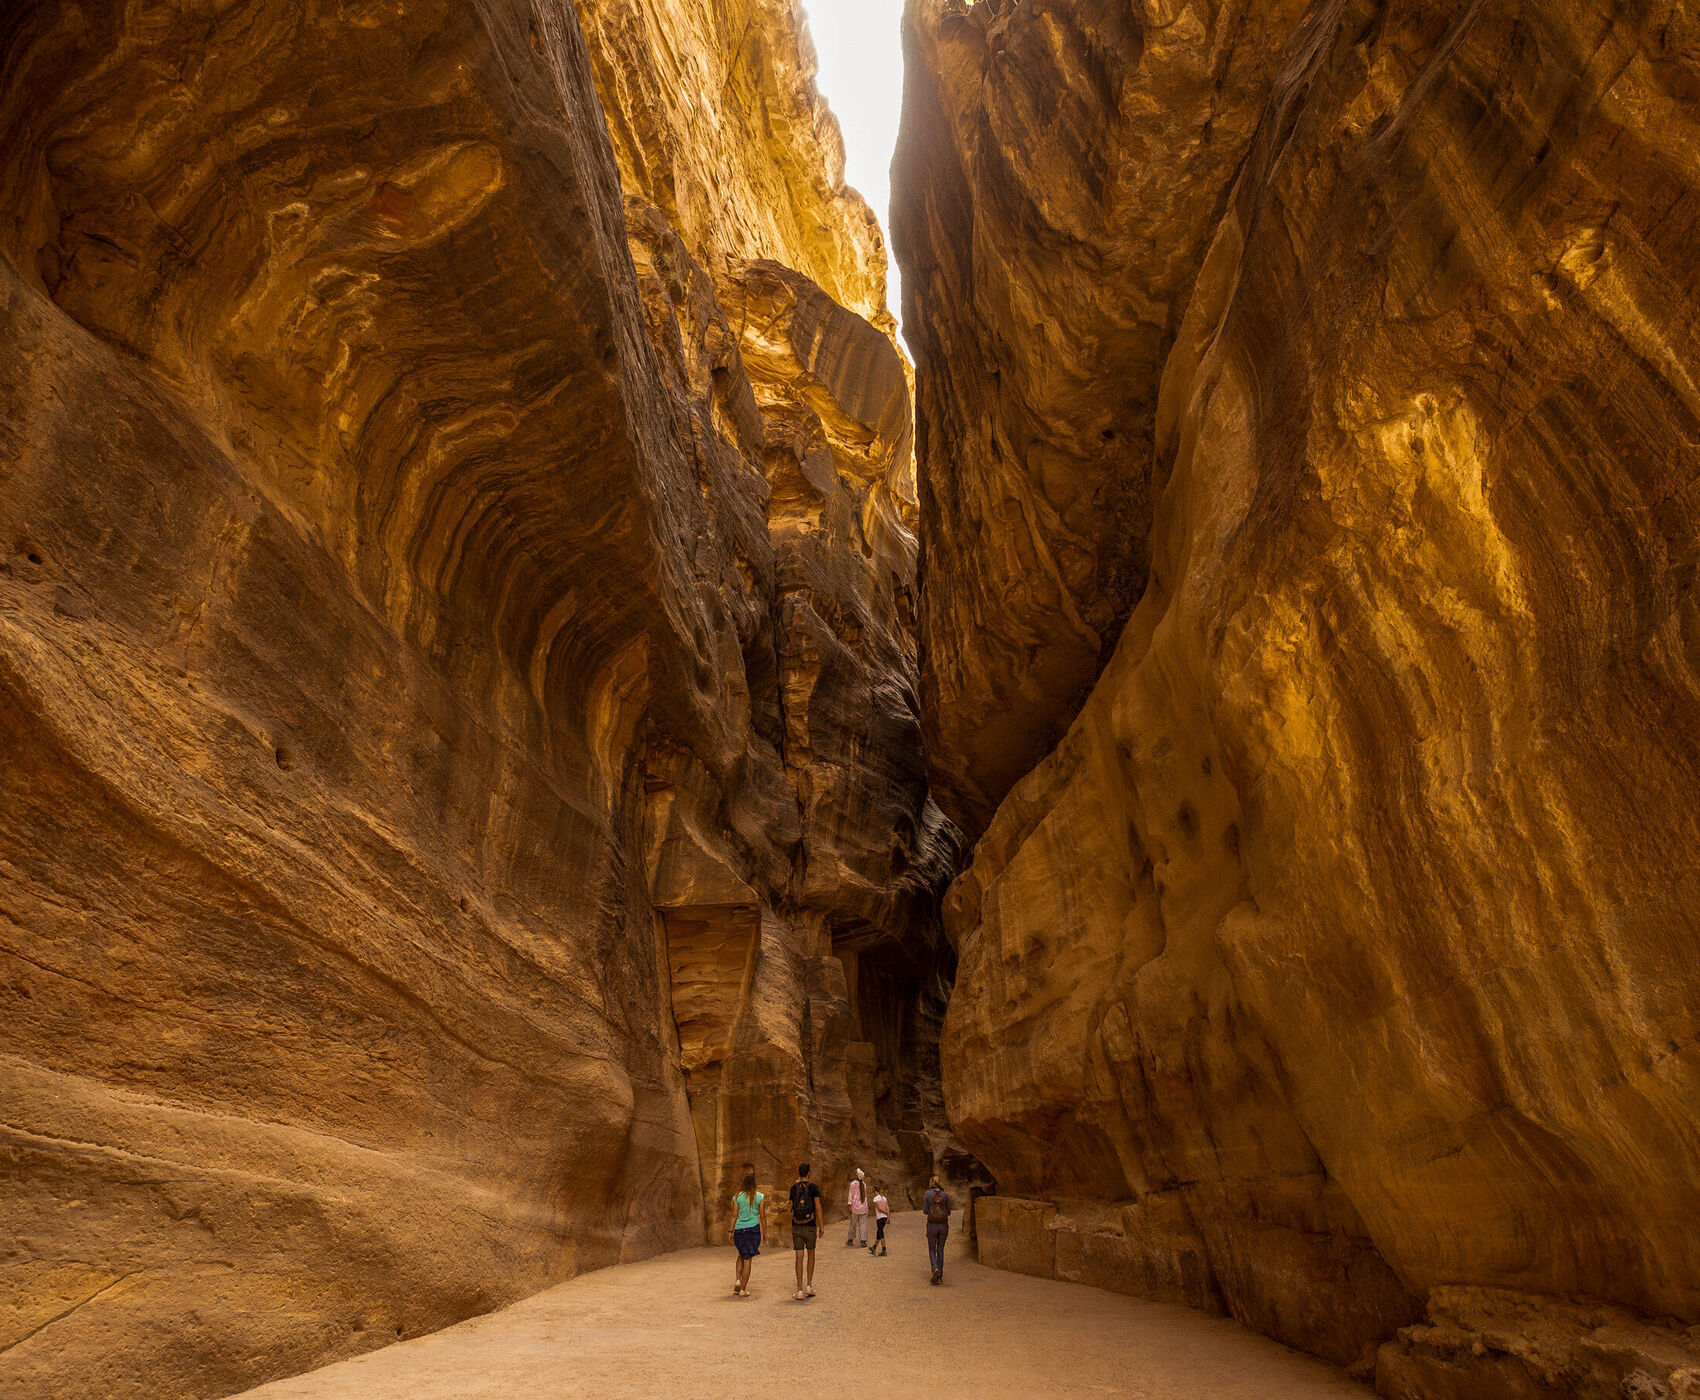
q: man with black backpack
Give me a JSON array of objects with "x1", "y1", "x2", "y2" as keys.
[
  {"x1": 922, "y1": 1174, "x2": 952, "y2": 1284},
  {"x1": 788, "y1": 1162, "x2": 824, "y2": 1300}
]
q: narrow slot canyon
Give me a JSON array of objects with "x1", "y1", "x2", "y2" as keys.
[{"x1": 2, "y1": 1, "x2": 1699, "y2": 1399}]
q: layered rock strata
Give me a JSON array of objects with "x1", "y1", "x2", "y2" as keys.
[
  {"x1": 893, "y1": 0, "x2": 1311, "y2": 834},
  {"x1": 0, "y1": 1, "x2": 953, "y2": 1396},
  {"x1": 897, "y1": 0, "x2": 1700, "y2": 1395},
  {"x1": 579, "y1": 0, "x2": 894, "y2": 330}
]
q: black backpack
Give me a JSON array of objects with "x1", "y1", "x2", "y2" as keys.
[
  {"x1": 925, "y1": 1189, "x2": 950, "y2": 1225},
  {"x1": 790, "y1": 1181, "x2": 817, "y2": 1224}
]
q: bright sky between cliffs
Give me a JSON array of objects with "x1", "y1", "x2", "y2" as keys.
[{"x1": 802, "y1": 0, "x2": 906, "y2": 330}]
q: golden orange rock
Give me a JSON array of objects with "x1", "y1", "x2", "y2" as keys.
[
  {"x1": 893, "y1": 0, "x2": 1311, "y2": 835},
  {"x1": 897, "y1": 0, "x2": 1700, "y2": 1394},
  {"x1": 579, "y1": 0, "x2": 894, "y2": 333},
  {"x1": 0, "y1": 0, "x2": 956, "y2": 1396}
]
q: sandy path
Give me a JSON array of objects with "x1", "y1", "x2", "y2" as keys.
[{"x1": 235, "y1": 1213, "x2": 1371, "y2": 1400}]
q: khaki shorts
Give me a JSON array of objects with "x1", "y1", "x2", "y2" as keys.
[{"x1": 791, "y1": 1222, "x2": 818, "y2": 1251}]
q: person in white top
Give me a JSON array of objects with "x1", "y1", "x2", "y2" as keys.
[
  {"x1": 845, "y1": 1168, "x2": 869, "y2": 1247},
  {"x1": 867, "y1": 1184, "x2": 889, "y2": 1256}
]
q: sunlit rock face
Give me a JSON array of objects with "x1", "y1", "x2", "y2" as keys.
[
  {"x1": 891, "y1": 0, "x2": 1310, "y2": 835},
  {"x1": 578, "y1": 0, "x2": 894, "y2": 332},
  {"x1": 0, "y1": 0, "x2": 952, "y2": 1396},
  {"x1": 897, "y1": 0, "x2": 1700, "y2": 1393},
  {"x1": 580, "y1": 0, "x2": 965, "y2": 1239}
]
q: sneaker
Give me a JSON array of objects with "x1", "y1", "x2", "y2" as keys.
[
  {"x1": 795, "y1": 1289, "x2": 806, "y2": 1300},
  {"x1": 805, "y1": 1285, "x2": 816, "y2": 1297}
]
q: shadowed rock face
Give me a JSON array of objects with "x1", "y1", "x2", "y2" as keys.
[
  {"x1": 616, "y1": 196, "x2": 966, "y2": 1236},
  {"x1": 892, "y1": 0, "x2": 1311, "y2": 835},
  {"x1": 0, "y1": 0, "x2": 956, "y2": 1395},
  {"x1": 897, "y1": 0, "x2": 1700, "y2": 1394}
]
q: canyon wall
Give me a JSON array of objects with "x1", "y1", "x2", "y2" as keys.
[
  {"x1": 0, "y1": 1, "x2": 953, "y2": 1397},
  {"x1": 896, "y1": 0, "x2": 1700, "y2": 1396},
  {"x1": 895, "y1": 0, "x2": 1312, "y2": 835}
]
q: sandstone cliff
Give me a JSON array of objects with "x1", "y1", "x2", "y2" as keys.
[
  {"x1": 896, "y1": 1, "x2": 1700, "y2": 1396},
  {"x1": 0, "y1": 1, "x2": 951, "y2": 1396},
  {"x1": 894, "y1": 0, "x2": 1312, "y2": 835},
  {"x1": 579, "y1": 0, "x2": 894, "y2": 331}
]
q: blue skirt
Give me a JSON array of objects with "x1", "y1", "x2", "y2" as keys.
[{"x1": 734, "y1": 1226, "x2": 762, "y2": 1259}]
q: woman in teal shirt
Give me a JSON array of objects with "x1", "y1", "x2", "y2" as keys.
[{"x1": 727, "y1": 1170, "x2": 767, "y2": 1297}]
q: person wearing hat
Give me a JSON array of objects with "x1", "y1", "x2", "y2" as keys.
[
  {"x1": 845, "y1": 1168, "x2": 870, "y2": 1248},
  {"x1": 923, "y1": 1175, "x2": 952, "y2": 1284}
]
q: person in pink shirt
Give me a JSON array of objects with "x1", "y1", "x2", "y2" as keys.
[
  {"x1": 867, "y1": 1183, "x2": 889, "y2": 1256},
  {"x1": 845, "y1": 1167, "x2": 869, "y2": 1247}
]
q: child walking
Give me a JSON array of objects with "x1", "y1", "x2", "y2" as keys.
[{"x1": 868, "y1": 1184, "x2": 889, "y2": 1255}]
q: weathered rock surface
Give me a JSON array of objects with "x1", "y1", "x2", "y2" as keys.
[
  {"x1": 579, "y1": 0, "x2": 894, "y2": 331},
  {"x1": 616, "y1": 194, "x2": 963, "y2": 1233},
  {"x1": 0, "y1": 0, "x2": 952, "y2": 1396},
  {"x1": 892, "y1": 0, "x2": 1310, "y2": 834},
  {"x1": 898, "y1": 0, "x2": 1700, "y2": 1394}
]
